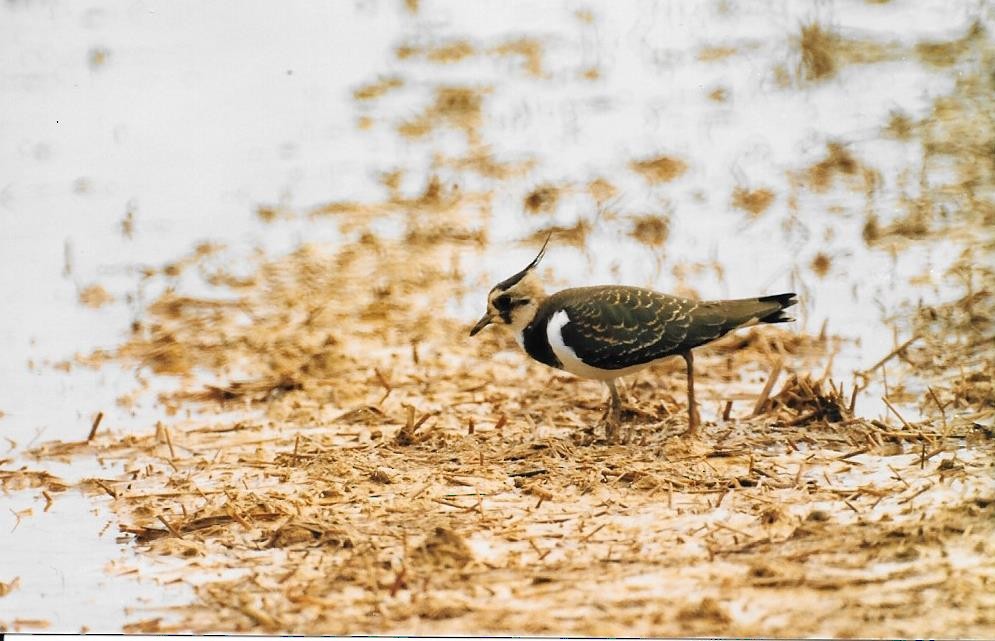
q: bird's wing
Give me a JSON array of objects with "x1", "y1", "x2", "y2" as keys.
[{"x1": 554, "y1": 287, "x2": 726, "y2": 370}]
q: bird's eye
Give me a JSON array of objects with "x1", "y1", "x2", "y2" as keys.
[{"x1": 494, "y1": 294, "x2": 511, "y2": 310}]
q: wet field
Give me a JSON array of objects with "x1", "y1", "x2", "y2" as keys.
[{"x1": 1, "y1": 0, "x2": 993, "y2": 635}]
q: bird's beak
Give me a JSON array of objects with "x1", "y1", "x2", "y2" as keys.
[{"x1": 469, "y1": 314, "x2": 493, "y2": 337}]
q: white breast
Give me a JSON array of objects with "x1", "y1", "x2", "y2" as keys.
[{"x1": 545, "y1": 309, "x2": 658, "y2": 381}]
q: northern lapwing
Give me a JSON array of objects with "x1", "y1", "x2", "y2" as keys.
[{"x1": 469, "y1": 235, "x2": 797, "y2": 440}]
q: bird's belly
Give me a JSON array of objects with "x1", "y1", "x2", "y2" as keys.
[{"x1": 556, "y1": 354, "x2": 656, "y2": 381}]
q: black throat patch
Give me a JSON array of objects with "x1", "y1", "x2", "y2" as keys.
[{"x1": 521, "y1": 306, "x2": 562, "y2": 370}]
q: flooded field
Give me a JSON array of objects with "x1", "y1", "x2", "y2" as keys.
[{"x1": 1, "y1": 0, "x2": 993, "y2": 635}]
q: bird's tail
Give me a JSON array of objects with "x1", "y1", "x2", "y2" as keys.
[{"x1": 756, "y1": 292, "x2": 798, "y2": 324}]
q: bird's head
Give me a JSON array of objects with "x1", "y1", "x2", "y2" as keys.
[{"x1": 469, "y1": 233, "x2": 551, "y2": 337}]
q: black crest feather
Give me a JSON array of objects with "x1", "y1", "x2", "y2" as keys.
[{"x1": 494, "y1": 231, "x2": 552, "y2": 291}]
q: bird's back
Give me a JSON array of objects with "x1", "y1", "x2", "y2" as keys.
[{"x1": 525, "y1": 285, "x2": 796, "y2": 372}]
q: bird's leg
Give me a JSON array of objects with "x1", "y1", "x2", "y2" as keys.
[
  {"x1": 681, "y1": 351, "x2": 701, "y2": 437},
  {"x1": 604, "y1": 379, "x2": 622, "y2": 442}
]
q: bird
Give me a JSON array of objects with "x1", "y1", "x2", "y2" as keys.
[{"x1": 469, "y1": 234, "x2": 797, "y2": 440}]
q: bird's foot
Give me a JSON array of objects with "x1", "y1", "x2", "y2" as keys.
[
  {"x1": 680, "y1": 416, "x2": 702, "y2": 438},
  {"x1": 601, "y1": 406, "x2": 623, "y2": 443},
  {"x1": 680, "y1": 402, "x2": 702, "y2": 438},
  {"x1": 573, "y1": 422, "x2": 598, "y2": 446},
  {"x1": 604, "y1": 421, "x2": 620, "y2": 444}
]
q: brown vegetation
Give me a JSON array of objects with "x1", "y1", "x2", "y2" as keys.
[
  {"x1": 631, "y1": 156, "x2": 688, "y2": 184},
  {"x1": 732, "y1": 187, "x2": 775, "y2": 216},
  {"x1": 523, "y1": 184, "x2": 561, "y2": 214},
  {"x1": 353, "y1": 76, "x2": 404, "y2": 102},
  {"x1": 398, "y1": 86, "x2": 487, "y2": 141},
  {"x1": 78, "y1": 284, "x2": 113, "y2": 308},
  {"x1": 916, "y1": 21, "x2": 985, "y2": 68},
  {"x1": 629, "y1": 215, "x2": 670, "y2": 247},
  {"x1": 795, "y1": 22, "x2": 895, "y2": 82}
]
